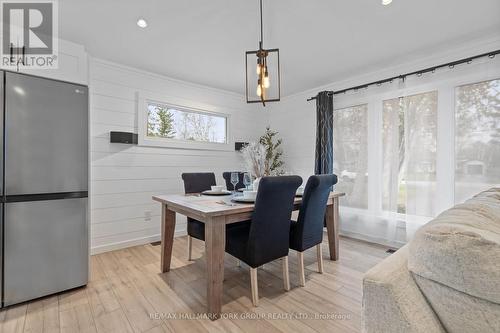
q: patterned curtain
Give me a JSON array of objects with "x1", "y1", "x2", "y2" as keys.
[{"x1": 315, "y1": 91, "x2": 334, "y2": 175}]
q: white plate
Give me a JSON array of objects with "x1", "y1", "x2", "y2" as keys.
[
  {"x1": 232, "y1": 197, "x2": 256, "y2": 203},
  {"x1": 202, "y1": 190, "x2": 232, "y2": 196}
]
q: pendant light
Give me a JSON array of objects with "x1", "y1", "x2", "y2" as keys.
[{"x1": 245, "y1": 0, "x2": 281, "y2": 106}]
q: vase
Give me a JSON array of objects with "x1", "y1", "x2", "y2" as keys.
[{"x1": 253, "y1": 177, "x2": 261, "y2": 192}]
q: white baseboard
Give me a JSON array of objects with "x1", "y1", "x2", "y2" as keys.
[
  {"x1": 91, "y1": 228, "x2": 187, "y2": 255},
  {"x1": 91, "y1": 227, "x2": 404, "y2": 255}
]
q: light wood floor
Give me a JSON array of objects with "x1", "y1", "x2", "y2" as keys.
[{"x1": 0, "y1": 234, "x2": 390, "y2": 333}]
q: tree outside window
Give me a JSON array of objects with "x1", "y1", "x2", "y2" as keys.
[{"x1": 147, "y1": 103, "x2": 227, "y2": 144}]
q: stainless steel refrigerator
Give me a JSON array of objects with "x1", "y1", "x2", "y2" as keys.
[{"x1": 1, "y1": 71, "x2": 88, "y2": 307}]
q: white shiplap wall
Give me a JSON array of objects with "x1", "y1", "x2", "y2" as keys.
[{"x1": 89, "y1": 58, "x2": 268, "y2": 253}]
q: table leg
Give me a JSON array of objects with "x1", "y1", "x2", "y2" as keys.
[
  {"x1": 325, "y1": 197, "x2": 340, "y2": 261},
  {"x1": 205, "y1": 216, "x2": 226, "y2": 320},
  {"x1": 160, "y1": 204, "x2": 176, "y2": 273}
]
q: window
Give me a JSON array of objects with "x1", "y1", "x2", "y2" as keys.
[
  {"x1": 146, "y1": 102, "x2": 227, "y2": 144},
  {"x1": 333, "y1": 104, "x2": 368, "y2": 209},
  {"x1": 455, "y1": 79, "x2": 500, "y2": 203},
  {"x1": 329, "y1": 58, "x2": 500, "y2": 244},
  {"x1": 382, "y1": 91, "x2": 438, "y2": 217}
]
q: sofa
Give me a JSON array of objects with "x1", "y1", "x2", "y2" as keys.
[{"x1": 362, "y1": 188, "x2": 500, "y2": 333}]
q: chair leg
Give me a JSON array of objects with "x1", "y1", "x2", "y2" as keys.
[
  {"x1": 297, "y1": 251, "x2": 305, "y2": 287},
  {"x1": 250, "y1": 267, "x2": 259, "y2": 306},
  {"x1": 187, "y1": 235, "x2": 193, "y2": 261},
  {"x1": 317, "y1": 243, "x2": 324, "y2": 273},
  {"x1": 282, "y1": 256, "x2": 290, "y2": 291}
]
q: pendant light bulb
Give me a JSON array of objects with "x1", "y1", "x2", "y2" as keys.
[
  {"x1": 256, "y1": 63, "x2": 261, "y2": 75},
  {"x1": 256, "y1": 84, "x2": 262, "y2": 97},
  {"x1": 263, "y1": 75, "x2": 270, "y2": 88}
]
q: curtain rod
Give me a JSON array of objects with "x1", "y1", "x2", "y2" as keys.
[{"x1": 306, "y1": 49, "x2": 500, "y2": 102}]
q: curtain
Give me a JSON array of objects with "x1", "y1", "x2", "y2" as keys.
[
  {"x1": 315, "y1": 91, "x2": 334, "y2": 175},
  {"x1": 382, "y1": 91, "x2": 438, "y2": 241},
  {"x1": 455, "y1": 79, "x2": 500, "y2": 203},
  {"x1": 333, "y1": 104, "x2": 368, "y2": 208}
]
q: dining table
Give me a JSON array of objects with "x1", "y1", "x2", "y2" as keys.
[{"x1": 152, "y1": 191, "x2": 345, "y2": 320}]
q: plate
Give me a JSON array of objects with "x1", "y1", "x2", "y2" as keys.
[
  {"x1": 201, "y1": 190, "x2": 232, "y2": 196},
  {"x1": 231, "y1": 197, "x2": 256, "y2": 203}
]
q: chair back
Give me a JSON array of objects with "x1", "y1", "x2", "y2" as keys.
[
  {"x1": 222, "y1": 172, "x2": 245, "y2": 191},
  {"x1": 246, "y1": 176, "x2": 302, "y2": 267},
  {"x1": 292, "y1": 174, "x2": 338, "y2": 251},
  {"x1": 181, "y1": 173, "x2": 216, "y2": 194}
]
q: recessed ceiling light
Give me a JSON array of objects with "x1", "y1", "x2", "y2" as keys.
[
  {"x1": 382, "y1": 0, "x2": 392, "y2": 5},
  {"x1": 137, "y1": 18, "x2": 148, "y2": 28}
]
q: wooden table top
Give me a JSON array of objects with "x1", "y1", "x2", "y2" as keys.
[{"x1": 152, "y1": 191, "x2": 345, "y2": 218}]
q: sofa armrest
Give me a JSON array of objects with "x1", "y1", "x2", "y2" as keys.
[{"x1": 362, "y1": 245, "x2": 445, "y2": 333}]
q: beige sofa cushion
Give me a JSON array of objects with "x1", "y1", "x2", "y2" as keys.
[
  {"x1": 413, "y1": 274, "x2": 500, "y2": 333},
  {"x1": 363, "y1": 245, "x2": 445, "y2": 333},
  {"x1": 408, "y1": 188, "x2": 500, "y2": 304}
]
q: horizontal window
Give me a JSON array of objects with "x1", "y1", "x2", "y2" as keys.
[{"x1": 146, "y1": 102, "x2": 227, "y2": 144}]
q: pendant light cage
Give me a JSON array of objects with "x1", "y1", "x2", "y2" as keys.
[{"x1": 245, "y1": 0, "x2": 281, "y2": 106}]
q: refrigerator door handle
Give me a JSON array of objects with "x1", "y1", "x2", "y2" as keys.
[{"x1": 5, "y1": 191, "x2": 88, "y2": 203}]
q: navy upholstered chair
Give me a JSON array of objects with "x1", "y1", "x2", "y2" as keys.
[
  {"x1": 222, "y1": 171, "x2": 246, "y2": 191},
  {"x1": 181, "y1": 172, "x2": 215, "y2": 260},
  {"x1": 290, "y1": 174, "x2": 337, "y2": 286},
  {"x1": 225, "y1": 175, "x2": 302, "y2": 306},
  {"x1": 181, "y1": 172, "x2": 249, "y2": 261}
]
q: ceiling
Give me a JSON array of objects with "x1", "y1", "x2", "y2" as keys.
[{"x1": 60, "y1": 0, "x2": 500, "y2": 96}]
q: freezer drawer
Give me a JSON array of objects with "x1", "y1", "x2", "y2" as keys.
[
  {"x1": 4, "y1": 72, "x2": 88, "y2": 195},
  {"x1": 3, "y1": 198, "x2": 88, "y2": 306}
]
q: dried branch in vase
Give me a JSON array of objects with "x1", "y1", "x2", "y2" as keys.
[{"x1": 240, "y1": 142, "x2": 266, "y2": 179}]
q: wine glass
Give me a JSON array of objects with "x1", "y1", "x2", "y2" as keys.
[
  {"x1": 243, "y1": 172, "x2": 252, "y2": 190},
  {"x1": 230, "y1": 172, "x2": 239, "y2": 195}
]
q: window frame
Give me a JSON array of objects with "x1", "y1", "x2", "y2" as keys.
[{"x1": 138, "y1": 92, "x2": 232, "y2": 151}]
